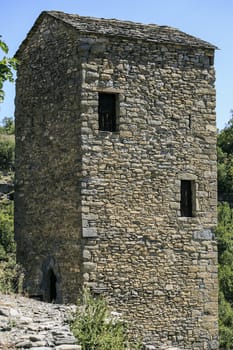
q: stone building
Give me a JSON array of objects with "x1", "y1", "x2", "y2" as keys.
[{"x1": 15, "y1": 11, "x2": 218, "y2": 349}]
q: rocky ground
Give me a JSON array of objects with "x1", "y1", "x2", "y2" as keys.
[{"x1": 0, "y1": 293, "x2": 81, "y2": 350}]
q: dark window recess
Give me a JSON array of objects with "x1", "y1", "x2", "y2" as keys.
[
  {"x1": 181, "y1": 180, "x2": 193, "y2": 217},
  {"x1": 208, "y1": 55, "x2": 214, "y2": 66},
  {"x1": 98, "y1": 93, "x2": 117, "y2": 132}
]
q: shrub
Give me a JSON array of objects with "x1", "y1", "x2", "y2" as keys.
[
  {"x1": 0, "y1": 200, "x2": 15, "y2": 258},
  {"x1": 0, "y1": 259, "x2": 23, "y2": 294},
  {"x1": 219, "y1": 291, "x2": 233, "y2": 350},
  {"x1": 71, "y1": 288, "x2": 140, "y2": 350},
  {"x1": 0, "y1": 135, "x2": 15, "y2": 171},
  {"x1": 0, "y1": 200, "x2": 14, "y2": 251},
  {"x1": 0, "y1": 200, "x2": 23, "y2": 293},
  {"x1": 216, "y1": 203, "x2": 233, "y2": 349}
]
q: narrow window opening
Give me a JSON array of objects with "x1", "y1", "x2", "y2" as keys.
[
  {"x1": 47, "y1": 268, "x2": 57, "y2": 303},
  {"x1": 181, "y1": 180, "x2": 194, "y2": 217},
  {"x1": 98, "y1": 93, "x2": 118, "y2": 132},
  {"x1": 208, "y1": 55, "x2": 214, "y2": 66}
]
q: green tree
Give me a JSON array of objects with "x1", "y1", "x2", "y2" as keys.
[
  {"x1": 0, "y1": 39, "x2": 17, "y2": 288},
  {"x1": 0, "y1": 36, "x2": 17, "y2": 103},
  {"x1": 215, "y1": 203, "x2": 233, "y2": 349},
  {"x1": 219, "y1": 291, "x2": 233, "y2": 350},
  {"x1": 217, "y1": 112, "x2": 233, "y2": 195},
  {"x1": 216, "y1": 115, "x2": 233, "y2": 348},
  {"x1": 218, "y1": 111, "x2": 233, "y2": 154},
  {"x1": 0, "y1": 117, "x2": 15, "y2": 134}
]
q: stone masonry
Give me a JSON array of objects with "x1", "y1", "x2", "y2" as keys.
[{"x1": 14, "y1": 11, "x2": 218, "y2": 349}]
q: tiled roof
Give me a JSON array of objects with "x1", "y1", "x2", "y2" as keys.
[
  {"x1": 16, "y1": 11, "x2": 217, "y2": 57},
  {"x1": 48, "y1": 11, "x2": 217, "y2": 49}
]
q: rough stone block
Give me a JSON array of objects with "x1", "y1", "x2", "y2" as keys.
[
  {"x1": 193, "y1": 229, "x2": 213, "y2": 241},
  {"x1": 83, "y1": 262, "x2": 96, "y2": 272},
  {"x1": 82, "y1": 227, "x2": 97, "y2": 237},
  {"x1": 55, "y1": 346, "x2": 82, "y2": 350}
]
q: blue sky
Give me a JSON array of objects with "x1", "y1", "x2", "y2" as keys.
[{"x1": 1, "y1": 0, "x2": 232, "y2": 130}]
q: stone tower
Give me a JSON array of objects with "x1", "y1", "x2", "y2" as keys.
[{"x1": 15, "y1": 11, "x2": 218, "y2": 349}]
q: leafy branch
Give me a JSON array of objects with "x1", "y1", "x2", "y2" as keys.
[{"x1": 0, "y1": 36, "x2": 18, "y2": 103}]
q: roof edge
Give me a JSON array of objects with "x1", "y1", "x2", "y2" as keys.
[
  {"x1": 15, "y1": 11, "x2": 47, "y2": 58},
  {"x1": 15, "y1": 11, "x2": 218, "y2": 58},
  {"x1": 15, "y1": 11, "x2": 78, "y2": 58},
  {"x1": 48, "y1": 11, "x2": 218, "y2": 49}
]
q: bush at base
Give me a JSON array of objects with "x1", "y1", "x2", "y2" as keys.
[
  {"x1": 0, "y1": 200, "x2": 23, "y2": 294},
  {"x1": 71, "y1": 288, "x2": 141, "y2": 350}
]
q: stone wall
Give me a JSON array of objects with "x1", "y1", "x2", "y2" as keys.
[
  {"x1": 15, "y1": 12, "x2": 218, "y2": 349},
  {"x1": 15, "y1": 16, "x2": 84, "y2": 303},
  {"x1": 79, "y1": 35, "x2": 218, "y2": 349}
]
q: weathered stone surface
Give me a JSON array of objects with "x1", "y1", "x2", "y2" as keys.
[
  {"x1": 193, "y1": 229, "x2": 214, "y2": 240},
  {"x1": 15, "y1": 340, "x2": 32, "y2": 348},
  {"x1": 82, "y1": 227, "x2": 97, "y2": 238},
  {"x1": 15, "y1": 11, "x2": 218, "y2": 349},
  {"x1": 55, "y1": 346, "x2": 81, "y2": 350}
]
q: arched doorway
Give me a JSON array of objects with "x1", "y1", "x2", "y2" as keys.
[
  {"x1": 41, "y1": 257, "x2": 61, "y2": 303},
  {"x1": 47, "y1": 268, "x2": 57, "y2": 303}
]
